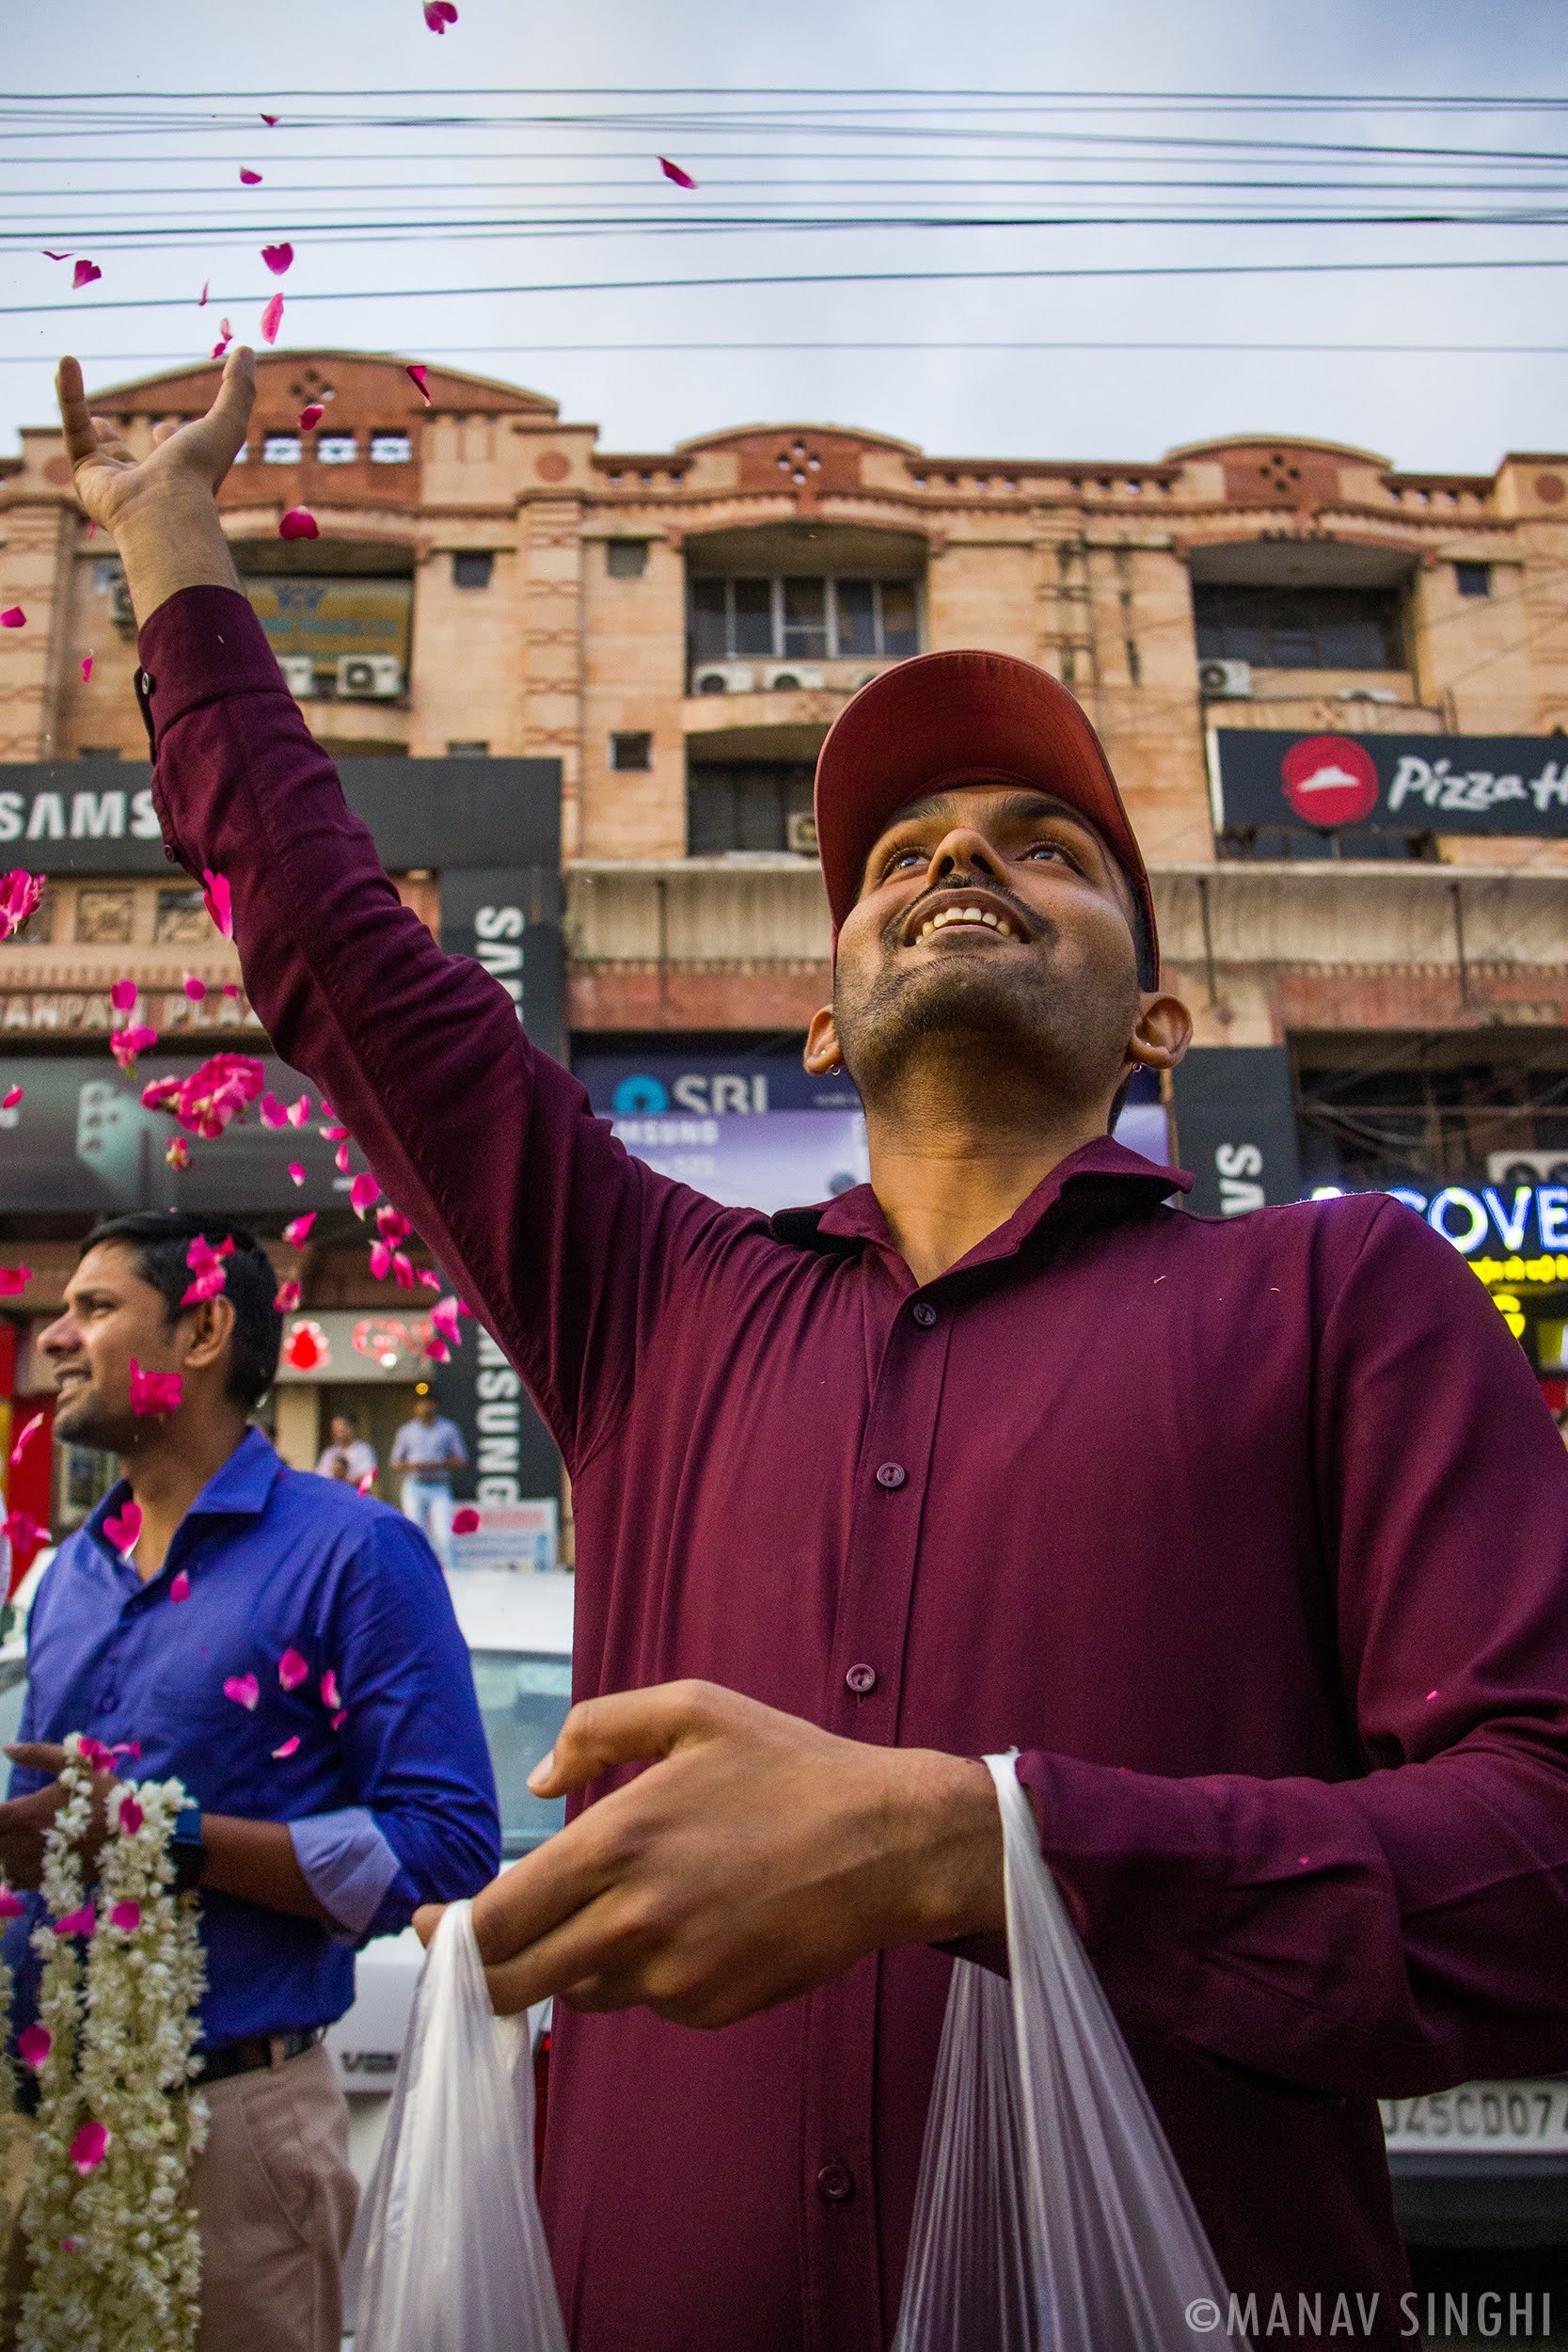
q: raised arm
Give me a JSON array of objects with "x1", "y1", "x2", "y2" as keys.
[{"x1": 55, "y1": 354, "x2": 705, "y2": 1467}]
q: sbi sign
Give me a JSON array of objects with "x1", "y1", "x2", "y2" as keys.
[{"x1": 1310, "y1": 1182, "x2": 1568, "y2": 1256}]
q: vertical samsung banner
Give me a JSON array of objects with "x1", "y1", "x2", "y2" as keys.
[
  {"x1": 433, "y1": 866, "x2": 565, "y2": 1506},
  {"x1": 1169, "y1": 1047, "x2": 1302, "y2": 1219}
]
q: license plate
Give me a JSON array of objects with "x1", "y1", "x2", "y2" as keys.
[{"x1": 1381, "y1": 2079, "x2": 1568, "y2": 2153}]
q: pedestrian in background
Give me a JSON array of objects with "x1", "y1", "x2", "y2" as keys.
[
  {"x1": 315, "y1": 1409, "x2": 376, "y2": 1491},
  {"x1": 388, "y1": 1391, "x2": 467, "y2": 1569}
]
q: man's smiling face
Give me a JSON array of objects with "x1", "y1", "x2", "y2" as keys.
[{"x1": 823, "y1": 782, "x2": 1153, "y2": 1116}]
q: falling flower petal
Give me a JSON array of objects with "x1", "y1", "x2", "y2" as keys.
[
  {"x1": 224, "y1": 1673, "x2": 260, "y2": 1711},
  {"x1": 181, "y1": 1264, "x2": 227, "y2": 1308},
  {"x1": 2, "y1": 1087, "x2": 20, "y2": 1110},
  {"x1": 71, "y1": 261, "x2": 102, "y2": 290},
  {"x1": 272, "y1": 1736, "x2": 301, "y2": 1760},
  {"x1": 167, "y1": 1573, "x2": 190, "y2": 1606},
  {"x1": 43, "y1": 251, "x2": 71, "y2": 262},
  {"x1": 80, "y1": 653, "x2": 93, "y2": 682},
  {"x1": 76, "y1": 1735, "x2": 114, "y2": 1772},
  {"x1": 375, "y1": 1205, "x2": 412, "y2": 1243},
  {"x1": 166, "y1": 1136, "x2": 190, "y2": 1168},
  {"x1": 417, "y1": 1268, "x2": 441, "y2": 1292},
  {"x1": 287, "y1": 1161, "x2": 305, "y2": 1185},
  {"x1": 109, "y1": 1899, "x2": 140, "y2": 1932},
  {"x1": 1425, "y1": 1688, "x2": 1438, "y2": 1701},
  {"x1": 422, "y1": 1, "x2": 458, "y2": 28},
  {"x1": 0, "y1": 1887, "x2": 24, "y2": 1921},
  {"x1": 405, "y1": 364, "x2": 432, "y2": 403},
  {"x1": 391, "y1": 1250, "x2": 415, "y2": 1289},
  {"x1": 0, "y1": 611, "x2": 24, "y2": 631},
  {"x1": 275, "y1": 1279, "x2": 302, "y2": 1311},
  {"x1": 201, "y1": 868, "x2": 233, "y2": 939},
  {"x1": 279, "y1": 507, "x2": 318, "y2": 540},
  {"x1": 3, "y1": 1507, "x2": 44, "y2": 1555},
  {"x1": 261, "y1": 243, "x2": 293, "y2": 277},
  {"x1": 356, "y1": 1470, "x2": 375, "y2": 1495},
  {"x1": 142, "y1": 1049, "x2": 261, "y2": 1139},
  {"x1": 335, "y1": 1140, "x2": 351, "y2": 1174},
  {"x1": 222, "y1": 981, "x2": 240, "y2": 998},
  {"x1": 278, "y1": 1646, "x2": 309, "y2": 1691},
  {"x1": 321, "y1": 1122, "x2": 348, "y2": 1141},
  {"x1": 286, "y1": 1094, "x2": 311, "y2": 1127},
  {"x1": 240, "y1": 167, "x2": 263, "y2": 185},
  {"x1": 658, "y1": 157, "x2": 699, "y2": 190},
  {"x1": 112, "y1": 1740, "x2": 141, "y2": 1761},
  {"x1": 261, "y1": 113, "x2": 279, "y2": 126},
  {"x1": 109, "y1": 977, "x2": 137, "y2": 1012},
  {"x1": 70, "y1": 2122, "x2": 108, "y2": 2174},
  {"x1": 110, "y1": 1024, "x2": 158, "y2": 1074},
  {"x1": 9, "y1": 1411, "x2": 44, "y2": 1466},
  {"x1": 283, "y1": 1211, "x2": 316, "y2": 1249},
  {"x1": 18, "y1": 2025, "x2": 50, "y2": 2072},
  {"x1": 54, "y1": 1905, "x2": 95, "y2": 1940},
  {"x1": 129, "y1": 1360, "x2": 182, "y2": 1418},
  {"x1": 451, "y1": 1506, "x2": 480, "y2": 1534},
  {"x1": 331, "y1": 1709, "x2": 347, "y2": 1731},
  {"x1": 118, "y1": 1791, "x2": 145, "y2": 1836},
  {"x1": 298, "y1": 403, "x2": 324, "y2": 430},
  {"x1": 259, "y1": 1091, "x2": 289, "y2": 1130},
  {"x1": 350, "y1": 1172, "x2": 381, "y2": 1218},
  {"x1": 198, "y1": 280, "x2": 209, "y2": 307},
  {"x1": 261, "y1": 291, "x2": 284, "y2": 344},
  {"x1": 370, "y1": 1241, "x2": 391, "y2": 1280},
  {"x1": 320, "y1": 1669, "x2": 341, "y2": 1711},
  {"x1": 102, "y1": 1501, "x2": 142, "y2": 1553},
  {"x1": 212, "y1": 333, "x2": 232, "y2": 361},
  {"x1": 0, "y1": 871, "x2": 37, "y2": 938},
  {"x1": 182, "y1": 974, "x2": 207, "y2": 1004},
  {"x1": 424, "y1": 1336, "x2": 451, "y2": 1363},
  {"x1": 0, "y1": 1268, "x2": 31, "y2": 1297}
]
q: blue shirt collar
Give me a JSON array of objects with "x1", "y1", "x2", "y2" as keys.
[{"x1": 86, "y1": 1424, "x2": 285, "y2": 1569}]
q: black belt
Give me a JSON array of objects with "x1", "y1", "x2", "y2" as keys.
[{"x1": 192, "y1": 2027, "x2": 324, "y2": 2087}]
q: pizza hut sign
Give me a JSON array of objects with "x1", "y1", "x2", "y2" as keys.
[{"x1": 1212, "y1": 729, "x2": 1568, "y2": 838}]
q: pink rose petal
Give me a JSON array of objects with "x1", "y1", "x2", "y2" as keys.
[
  {"x1": 182, "y1": 974, "x2": 207, "y2": 1004},
  {"x1": 0, "y1": 1269, "x2": 32, "y2": 1297},
  {"x1": 417, "y1": 1268, "x2": 441, "y2": 1291},
  {"x1": 198, "y1": 280, "x2": 209, "y2": 307},
  {"x1": 320, "y1": 1670, "x2": 341, "y2": 1711},
  {"x1": 0, "y1": 1887, "x2": 24, "y2": 1920},
  {"x1": 283, "y1": 1211, "x2": 315, "y2": 1249},
  {"x1": 350, "y1": 1172, "x2": 381, "y2": 1219},
  {"x1": 335, "y1": 1140, "x2": 351, "y2": 1174},
  {"x1": 375, "y1": 1205, "x2": 412, "y2": 1243},
  {"x1": 69, "y1": 2122, "x2": 107, "y2": 2175},
  {"x1": 76, "y1": 1735, "x2": 113, "y2": 1772},
  {"x1": 129, "y1": 1359, "x2": 182, "y2": 1418},
  {"x1": 298, "y1": 403, "x2": 324, "y2": 430},
  {"x1": 109, "y1": 977, "x2": 137, "y2": 1012},
  {"x1": 222, "y1": 982, "x2": 239, "y2": 998},
  {"x1": 102, "y1": 1501, "x2": 142, "y2": 1554},
  {"x1": 0, "y1": 610, "x2": 24, "y2": 630},
  {"x1": 288, "y1": 1162, "x2": 305, "y2": 1185},
  {"x1": 259, "y1": 1091, "x2": 288, "y2": 1130},
  {"x1": 108, "y1": 1899, "x2": 140, "y2": 1932},
  {"x1": 0, "y1": 870, "x2": 43, "y2": 936},
  {"x1": 279, "y1": 508, "x2": 318, "y2": 540},
  {"x1": 113, "y1": 1740, "x2": 141, "y2": 1761},
  {"x1": 54, "y1": 1905, "x2": 95, "y2": 1939},
  {"x1": 180, "y1": 1263, "x2": 227, "y2": 1307},
  {"x1": 71, "y1": 260, "x2": 102, "y2": 290},
  {"x1": 118, "y1": 1791, "x2": 145, "y2": 1835},
  {"x1": 451, "y1": 1506, "x2": 480, "y2": 1535},
  {"x1": 271, "y1": 1736, "x2": 300, "y2": 1759},
  {"x1": 10, "y1": 1410, "x2": 45, "y2": 1466},
  {"x1": 261, "y1": 113, "x2": 279, "y2": 126},
  {"x1": 356, "y1": 1470, "x2": 375, "y2": 1495},
  {"x1": 286, "y1": 1095, "x2": 311, "y2": 1127},
  {"x1": 274, "y1": 1279, "x2": 302, "y2": 1311},
  {"x1": 43, "y1": 251, "x2": 71, "y2": 262},
  {"x1": 201, "y1": 869, "x2": 233, "y2": 939},
  {"x1": 658, "y1": 157, "x2": 698, "y2": 190},
  {"x1": 370, "y1": 1241, "x2": 391, "y2": 1280},
  {"x1": 18, "y1": 2025, "x2": 50, "y2": 2073},
  {"x1": 261, "y1": 243, "x2": 293, "y2": 277},
  {"x1": 168, "y1": 1571, "x2": 190, "y2": 1605},
  {"x1": 80, "y1": 653, "x2": 93, "y2": 683},
  {"x1": 1425, "y1": 1688, "x2": 1438, "y2": 1702},
  {"x1": 392, "y1": 1251, "x2": 414, "y2": 1288},
  {"x1": 405, "y1": 363, "x2": 431, "y2": 402},
  {"x1": 240, "y1": 167, "x2": 263, "y2": 185},
  {"x1": 278, "y1": 1646, "x2": 309, "y2": 1691},
  {"x1": 422, "y1": 1, "x2": 458, "y2": 29},
  {"x1": 261, "y1": 291, "x2": 284, "y2": 344},
  {"x1": 224, "y1": 1673, "x2": 260, "y2": 1711},
  {"x1": 331, "y1": 1709, "x2": 348, "y2": 1731},
  {"x1": 2, "y1": 1087, "x2": 20, "y2": 1110}
]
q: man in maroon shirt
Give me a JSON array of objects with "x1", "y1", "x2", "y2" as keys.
[{"x1": 56, "y1": 350, "x2": 1568, "y2": 2352}]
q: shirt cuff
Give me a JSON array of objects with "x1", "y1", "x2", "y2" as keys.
[{"x1": 289, "y1": 1807, "x2": 406, "y2": 1945}]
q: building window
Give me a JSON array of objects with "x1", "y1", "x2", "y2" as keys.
[
  {"x1": 688, "y1": 576, "x2": 921, "y2": 665},
  {"x1": 1193, "y1": 583, "x2": 1405, "y2": 670},
  {"x1": 688, "y1": 762, "x2": 816, "y2": 855},
  {"x1": 75, "y1": 889, "x2": 135, "y2": 945},
  {"x1": 371, "y1": 434, "x2": 411, "y2": 465},
  {"x1": 610, "y1": 732, "x2": 653, "y2": 771},
  {"x1": 1454, "y1": 562, "x2": 1492, "y2": 598},
  {"x1": 316, "y1": 436, "x2": 358, "y2": 465},
  {"x1": 262, "y1": 435, "x2": 301, "y2": 465},
  {"x1": 606, "y1": 540, "x2": 649, "y2": 579},
  {"x1": 446, "y1": 740, "x2": 490, "y2": 757},
  {"x1": 153, "y1": 886, "x2": 212, "y2": 945},
  {"x1": 1218, "y1": 826, "x2": 1435, "y2": 865},
  {"x1": 453, "y1": 551, "x2": 494, "y2": 590},
  {"x1": 78, "y1": 746, "x2": 121, "y2": 759}
]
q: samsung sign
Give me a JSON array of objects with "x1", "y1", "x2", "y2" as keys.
[{"x1": 1210, "y1": 730, "x2": 1568, "y2": 837}]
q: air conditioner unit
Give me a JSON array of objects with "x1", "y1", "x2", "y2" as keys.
[
  {"x1": 277, "y1": 656, "x2": 317, "y2": 700},
  {"x1": 1485, "y1": 1149, "x2": 1568, "y2": 1188},
  {"x1": 764, "y1": 662, "x2": 826, "y2": 692},
  {"x1": 336, "y1": 656, "x2": 404, "y2": 700},
  {"x1": 691, "y1": 662, "x2": 755, "y2": 696},
  {"x1": 1197, "y1": 659, "x2": 1253, "y2": 699},
  {"x1": 785, "y1": 811, "x2": 819, "y2": 857}
]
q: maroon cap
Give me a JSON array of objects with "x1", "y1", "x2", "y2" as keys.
[{"x1": 813, "y1": 648, "x2": 1157, "y2": 972}]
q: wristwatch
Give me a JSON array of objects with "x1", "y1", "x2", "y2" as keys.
[{"x1": 169, "y1": 1805, "x2": 206, "y2": 1897}]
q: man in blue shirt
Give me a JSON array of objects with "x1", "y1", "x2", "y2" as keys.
[
  {"x1": 388, "y1": 1390, "x2": 467, "y2": 1567},
  {"x1": 0, "y1": 1210, "x2": 499, "y2": 2352}
]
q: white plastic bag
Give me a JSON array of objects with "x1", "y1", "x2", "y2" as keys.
[
  {"x1": 893, "y1": 1752, "x2": 1248, "y2": 2352},
  {"x1": 346, "y1": 1899, "x2": 568, "y2": 2352}
]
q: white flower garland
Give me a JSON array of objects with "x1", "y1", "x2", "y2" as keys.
[{"x1": 16, "y1": 1736, "x2": 207, "y2": 2352}]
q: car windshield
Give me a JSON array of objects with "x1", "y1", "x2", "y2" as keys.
[{"x1": 468, "y1": 1649, "x2": 574, "y2": 1858}]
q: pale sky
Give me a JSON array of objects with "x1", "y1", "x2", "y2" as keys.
[{"x1": 2, "y1": 0, "x2": 1565, "y2": 475}]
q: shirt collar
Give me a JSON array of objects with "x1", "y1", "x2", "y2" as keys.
[
  {"x1": 769, "y1": 1134, "x2": 1193, "y2": 1276},
  {"x1": 86, "y1": 1424, "x2": 285, "y2": 1564}
]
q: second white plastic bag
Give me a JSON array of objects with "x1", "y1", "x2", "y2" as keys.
[
  {"x1": 346, "y1": 1899, "x2": 568, "y2": 2352},
  {"x1": 892, "y1": 1753, "x2": 1248, "y2": 2352}
]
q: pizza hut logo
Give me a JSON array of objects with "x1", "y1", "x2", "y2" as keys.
[
  {"x1": 282, "y1": 1317, "x2": 330, "y2": 1373},
  {"x1": 1279, "y1": 735, "x2": 1380, "y2": 828}
]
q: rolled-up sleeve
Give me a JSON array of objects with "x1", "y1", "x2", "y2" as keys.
[{"x1": 312, "y1": 1510, "x2": 501, "y2": 1939}]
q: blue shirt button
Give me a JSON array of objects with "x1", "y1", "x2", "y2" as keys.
[
  {"x1": 97, "y1": 1692, "x2": 117, "y2": 1712},
  {"x1": 876, "y1": 1462, "x2": 907, "y2": 1491}
]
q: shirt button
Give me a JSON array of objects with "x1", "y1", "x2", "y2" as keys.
[
  {"x1": 876, "y1": 1461, "x2": 907, "y2": 1491},
  {"x1": 845, "y1": 1662, "x2": 879, "y2": 1696},
  {"x1": 97, "y1": 1692, "x2": 117, "y2": 1712},
  {"x1": 816, "y1": 2163, "x2": 855, "y2": 2204},
  {"x1": 911, "y1": 1300, "x2": 938, "y2": 1327}
]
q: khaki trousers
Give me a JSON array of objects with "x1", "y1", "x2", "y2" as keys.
[{"x1": 191, "y1": 2042, "x2": 359, "y2": 2352}]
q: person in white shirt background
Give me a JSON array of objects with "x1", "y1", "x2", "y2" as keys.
[
  {"x1": 388, "y1": 1390, "x2": 467, "y2": 1568},
  {"x1": 314, "y1": 1411, "x2": 377, "y2": 1491}
]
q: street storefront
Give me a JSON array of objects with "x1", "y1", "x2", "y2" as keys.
[{"x1": 1209, "y1": 728, "x2": 1568, "y2": 856}]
